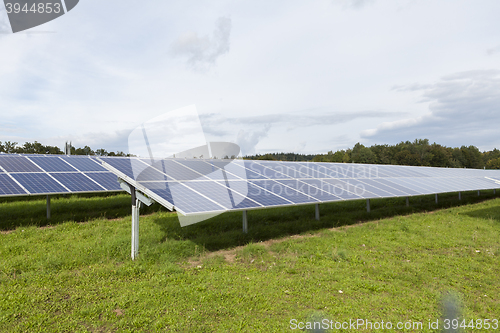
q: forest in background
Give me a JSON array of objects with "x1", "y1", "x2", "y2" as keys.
[
  {"x1": 2, "y1": 139, "x2": 500, "y2": 169},
  {"x1": 245, "y1": 139, "x2": 500, "y2": 169},
  {"x1": 0, "y1": 141, "x2": 128, "y2": 157}
]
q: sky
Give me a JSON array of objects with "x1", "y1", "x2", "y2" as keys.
[{"x1": 0, "y1": 0, "x2": 500, "y2": 156}]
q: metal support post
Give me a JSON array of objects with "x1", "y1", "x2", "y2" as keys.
[
  {"x1": 435, "y1": 194, "x2": 438, "y2": 204},
  {"x1": 130, "y1": 185, "x2": 139, "y2": 260},
  {"x1": 366, "y1": 199, "x2": 371, "y2": 213},
  {"x1": 242, "y1": 210, "x2": 248, "y2": 233},
  {"x1": 458, "y1": 192, "x2": 461, "y2": 200},
  {"x1": 46, "y1": 195, "x2": 51, "y2": 219},
  {"x1": 494, "y1": 189, "x2": 496, "y2": 195},
  {"x1": 478, "y1": 190, "x2": 480, "y2": 196},
  {"x1": 315, "y1": 203, "x2": 320, "y2": 220},
  {"x1": 406, "y1": 197, "x2": 409, "y2": 207}
]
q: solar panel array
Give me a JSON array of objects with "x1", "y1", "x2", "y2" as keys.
[
  {"x1": 0, "y1": 154, "x2": 122, "y2": 197},
  {"x1": 98, "y1": 157, "x2": 500, "y2": 216}
]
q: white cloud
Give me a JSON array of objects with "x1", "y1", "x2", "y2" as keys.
[
  {"x1": 171, "y1": 16, "x2": 231, "y2": 70},
  {"x1": 236, "y1": 125, "x2": 271, "y2": 156},
  {"x1": 0, "y1": 6, "x2": 11, "y2": 33},
  {"x1": 340, "y1": 0, "x2": 375, "y2": 9},
  {"x1": 200, "y1": 110, "x2": 399, "y2": 137},
  {"x1": 486, "y1": 44, "x2": 500, "y2": 55},
  {"x1": 362, "y1": 70, "x2": 500, "y2": 149},
  {"x1": 1, "y1": 1, "x2": 500, "y2": 155}
]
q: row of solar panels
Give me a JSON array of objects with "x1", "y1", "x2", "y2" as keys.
[
  {"x1": 98, "y1": 157, "x2": 500, "y2": 216},
  {"x1": 0, "y1": 154, "x2": 122, "y2": 196},
  {"x1": 2, "y1": 154, "x2": 500, "y2": 216}
]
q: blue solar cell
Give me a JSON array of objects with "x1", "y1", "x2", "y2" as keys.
[
  {"x1": 443, "y1": 177, "x2": 493, "y2": 192},
  {"x1": 341, "y1": 165, "x2": 388, "y2": 178},
  {"x1": 139, "y1": 181, "x2": 226, "y2": 213},
  {"x1": 0, "y1": 155, "x2": 43, "y2": 172},
  {"x1": 152, "y1": 160, "x2": 209, "y2": 181},
  {"x1": 214, "y1": 180, "x2": 289, "y2": 207},
  {"x1": 98, "y1": 157, "x2": 136, "y2": 178},
  {"x1": 135, "y1": 163, "x2": 169, "y2": 182},
  {"x1": 348, "y1": 164, "x2": 395, "y2": 178},
  {"x1": 393, "y1": 177, "x2": 442, "y2": 194},
  {"x1": 176, "y1": 160, "x2": 241, "y2": 180},
  {"x1": 382, "y1": 166, "x2": 427, "y2": 178},
  {"x1": 175, "y1": 160, "x2": 218, "y2": 175},
  {"x1": 381, "y1": 178, "x2": 431, "y2": 195},
  {"x1": 11, "y1": 173, "x2": 68, "y2": 194},
  {"x1": 469, "y1": 177, "x2": 500, "y2": 189},
  {"x1": 302, "y1": 179, "x2": 366, "y2": 200},
  {"x1": 84, "y1": 172, "x2": 121, "y2": 191},
  {"x1": 50, "y1": 173, "x2": 106, "y2": 192},
  {"x1": 139, "y1": 181, "x2": 174, "y2": 202},
  {"x1": 168, "y1": 182, "x2": 225, "y2": 213},
  {"x1": 294, "y1": 163, "x2": 331, "y2": 178},
  {"x1": 100, "y1": 157, "x2": 168, "y2": 181},
  {"x1": 28, "y1": 156, "x2": 77, "y2": 172},
  {"x1": 250, "y1": 179, "x2": 317, "y2": 204},
  {"x1": 61, "y1": 156, "x2": 107, "y2": 172},
  {"x1": 297, "y1": 162, "x2": 375, "y2": 179},
  {"x1": 368, "y1": 164, "x2": 407, "y2": 178},
  {"x1": 361, "y1": 178, "x2": 421, "y2": 196},
  {"x1": 277, "y1": 162, "x2": 318, "y2": 178},
  {"x1": 246, "y1": 162, "x2": 291, "y2": 179},
  {"x1": 257, "y1": 161, "x2": 313, "y2": 178},
  {"x1": 205, "y1": 160, "x2": 256, "y2": 180},
  {"x1": 0, "y1": 174, "x2": 27, "y2": 195},
  {"x1": 274, "y1": 179, "x2": 342, "y2": 202},
  {"x1": 182, "y1": 181, "x2": 261, "y2": 209},
  {"x1": 314, "y1": 163, "x2": 362, "y2": 179}
]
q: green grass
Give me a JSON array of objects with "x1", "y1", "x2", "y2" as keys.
[{"x1": 0, "y1": 191, "x2": 499, "y2": 332}]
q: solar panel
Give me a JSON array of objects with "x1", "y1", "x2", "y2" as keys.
[
  {"x1": 154, "y1": 160, "x2": 209, "y2": 181},
  {"x1": 50, "y1": 173, "x2": 106, "y2": 192},
  {"x1": 11, "y1": 173, "x2": 69, "y2": 194},
  {"x1": 6, "y1": 153, "x2": 497, "y2": 210},
  {"x1": 176, "y1": 160, "x2": 242, "y2": 180},
  {"x1": 315, "y1": 179, "x2": 368, "y2": 199},
  {"x1": 27, "y1": 156, "x2": 77, "y2": 172},
  {"x1": 165, "y1": 181, "x2": 226, "y2": 214},
  {"x1": 60, "y1": 156, "x2": 107, "y2": 172},
  {"x1": 249, "y1": 179, "x2": 317, "y2": 204},
  {"x1": 0, "y1": 154, "x2": 122, "y2": 197},
  {"x1": 358, "y1": 178, "x2": 416, "y2": 196},
  {"x1": 183, "y1": 181, "x2": 262, "y2": 210},
  {"x1": 0, "y1": 174, "x2": 27, "y2": 195},
  {"x1": 221, "y1": 180, "x2": 291, "y2": 208},
  {"x1": 243, "y1": 162, "x2": 292, "y2": 179},
  {"x1": 85, "y1": 172, "x2": 122, "y2": 191},
  {"x1": 0, "y1": 155, "x2": 43, "y2": 172},
  {"x1": 256, "y1": 161, "x2": 313, "y2": 179},
  {"x1": 274, "y1": 179, "x2": 342, "y2": 202}
]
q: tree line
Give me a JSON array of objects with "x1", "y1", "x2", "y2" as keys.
[
  {"x1": 0, "y1": 141, "x2": 128, "y2": 156},
  {"x1": 245, "y1": 139, "x2": 500, "y2": 169},
  {"x1": 3, "y1": 139, "x2": 500, "y2": 169}
]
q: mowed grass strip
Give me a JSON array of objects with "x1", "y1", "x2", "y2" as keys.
[{"x1": 0, "y1": 192, "x2": 499, "y2": 332}]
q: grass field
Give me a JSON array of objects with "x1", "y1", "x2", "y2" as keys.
[{"x1": 1, "y1": 191, "x2": 499, "y2": 332}]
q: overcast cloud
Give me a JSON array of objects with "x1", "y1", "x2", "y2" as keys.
[
  {"x1": 486, "y1": 45, "x2": 500, "y2": 56},
  {"x1": 1, "y1": 0, "x2": 500, "y2": 154},
  {"x1": 171, "y1": 16, "x2": 231, "y2": 70},
  {"x1": 362, "y1": 70, "x2": 500, "y2": 147}
]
